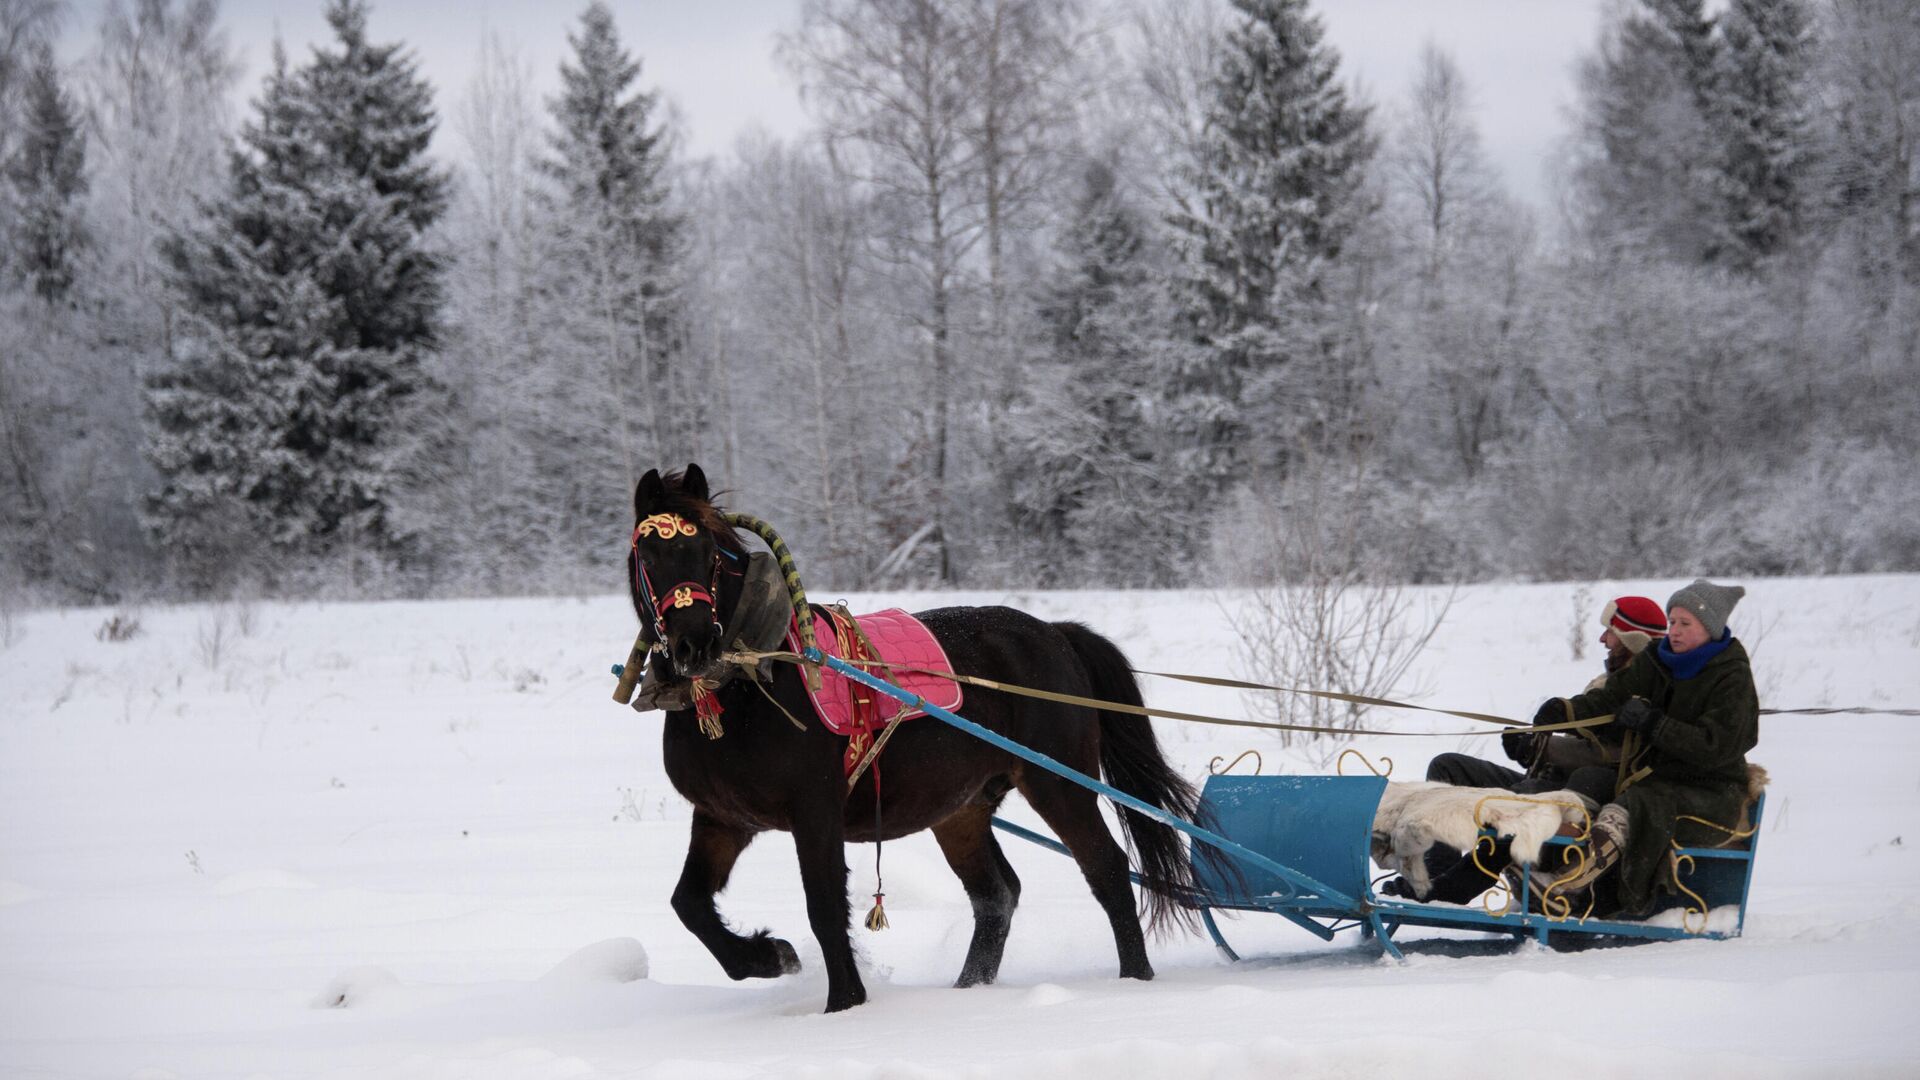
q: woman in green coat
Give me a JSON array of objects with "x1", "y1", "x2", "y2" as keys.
[{"x1": 1511, "y1": 579, "x2": 1760, "y2": 917}]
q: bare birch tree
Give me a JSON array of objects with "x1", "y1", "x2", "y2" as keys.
[
  {"x1": 1389, "y1": 42, "x2": 1496, "y2": 293},
  {"x1": 709, "y1": 134, "x2": 897, "y2": 587},
  {"x1": 1124, "y1": 0, "x2": 1224, "y2": 217},
  {"x1": 962, "y1": 0, "x2": 1082, "y2": 430},
  {"x1": 1381, "y1": 41, "x2": 1535, "y2": 480},
  {"x1": 785, "y1": 0, "x2": 986, "y2": 582}
]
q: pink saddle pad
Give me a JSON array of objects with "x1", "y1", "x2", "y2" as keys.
[{"x1": 787, "y1": 609, "x2": 962, "y2": 737}]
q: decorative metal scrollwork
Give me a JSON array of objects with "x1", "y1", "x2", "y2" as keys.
[
  {"x1": 1207, "y1": 750, "x2": 1263, "y2": 776},
  {"x1": 1336, "y1": 748, "x2": 1392, "y2": 778},
  {"x1": 1666, "y1": 813, "x2": 1758, "y2": 935}
]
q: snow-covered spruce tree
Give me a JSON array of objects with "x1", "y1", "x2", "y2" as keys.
[
  {"x1": 538, "y1": 0, "x2": 686, "y2": 505},
  {"x1": 4, "y1": 44, "x2": 89, "y2": 305},
  {"x1": 1571, "y1": 0, "x2": 1723, "y2": 264},
  {"x1": 146, "y1": 0, "x2": 447, "y2": 592},
  {"x1": 1710, "y1": 0, "x2": 1815, "y2": 271},
  {"x1": 1006, "y1": 157, "x2": 1183, "y2": 587},
  {"x1": 146, "y1": 46, "x2": 333, "y2": 587},
  {"x1": 1167, "y1": 0, "x2": 1376, "y2": 496},
  {"x1": 0, "y1": 0, "x2": 64, "y2": 169},
  {"x1": 0, "y1": 43, "x2": 118, "y2": 600},
  {"x1": 299, "y1": 0, "x2": 446, "y2": 353}
]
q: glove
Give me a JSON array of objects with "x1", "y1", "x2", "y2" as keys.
[
  {"x1": 1501, "y1": 727, "x2": 1540, "y2": 767},
  {"x1": 1615, "y1": 697, "x2": 1661, "y2": 734},
  {"x1": 1532, "y1": 698, "x2": 1565, "y2": 727}
]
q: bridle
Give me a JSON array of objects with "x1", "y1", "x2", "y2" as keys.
[{"x1": 628, "y1": 512, "x2": 737, "y2": 664}]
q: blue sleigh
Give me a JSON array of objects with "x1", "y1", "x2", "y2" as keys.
[
  {"x1": 993, "y1": 774, "x2": 1763, "y2": 959},
  {"x1": 1180, "y1": 774, "x2": 1764, "y2": 958}
]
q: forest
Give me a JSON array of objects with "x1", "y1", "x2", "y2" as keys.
[{"x1": 1, "y1": 0, "x2": 1915, "y2": 605}]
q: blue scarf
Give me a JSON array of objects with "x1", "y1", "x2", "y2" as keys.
[{"x1": 1658, "y1": 629, "x2": 1733, "y2": 681}]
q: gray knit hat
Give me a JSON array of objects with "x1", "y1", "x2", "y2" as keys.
[{"x1": 1667, "y1": 579, "x2": 1746, "y2": 639}]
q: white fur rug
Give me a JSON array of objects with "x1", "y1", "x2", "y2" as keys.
[{"x1": 1370, "y1": 782, "x2": 1594, "y2": 900}]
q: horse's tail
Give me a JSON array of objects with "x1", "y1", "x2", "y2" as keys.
[{"x1": 1054, "y1": 620, "x2": 1205, "y2": 935}]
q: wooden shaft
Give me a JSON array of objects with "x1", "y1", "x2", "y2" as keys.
[{"x1": 612, "y1": 632, "x2": 650, "y2": 704}]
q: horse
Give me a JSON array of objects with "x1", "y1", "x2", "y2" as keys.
[{"x1": 627, "y1": 464, "x2": 1206, "y2": 1012}]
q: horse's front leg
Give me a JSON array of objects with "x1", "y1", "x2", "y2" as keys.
[
  {"x1": 791, "y1": 797, "x2": 865, "y2": 1012},
  {"x1": 671, "y1": 810, "x2": 800, "y2": 980}
]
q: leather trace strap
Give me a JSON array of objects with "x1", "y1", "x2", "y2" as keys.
[{"x1": 719, "y1": 646, "x2": 1613, "y2": 740}]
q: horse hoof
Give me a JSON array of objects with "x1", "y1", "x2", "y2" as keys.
[
  {"x1": 1121, "y1": 963, "x2": 1154, "y2": 981},
  {"x1": 728, "y1": 933, "x2": 802, "y2": 980},
  {"x1": 772, "y1": 938, "x2": 801, "y2": 975},
  {"x1": 824, "y1": 986, "x2": 867, "y2": 1012}
]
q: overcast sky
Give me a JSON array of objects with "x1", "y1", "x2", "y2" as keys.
[{"x1": 67, "y1": 0, "x2": 1607, "y2": 209}]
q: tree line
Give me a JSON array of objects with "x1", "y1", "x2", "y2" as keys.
[{"x1": 1, "y1": 0, "x2": 1914, "y2": 605}]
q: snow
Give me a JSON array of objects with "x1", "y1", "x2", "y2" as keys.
[{"x1": 2, "y1": 577, "x2": 1917, "y2": 1077}]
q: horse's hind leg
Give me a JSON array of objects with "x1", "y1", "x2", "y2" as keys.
[
  {"x1": 671, "y1": 811, "x2": 800, "y2": 980},
  {"x1": 931, "y1": 803, "x2": 1021, "y2": 987},
  {"x1": 1016, "y1": 770, "x2": 1152, "y2": 980}
]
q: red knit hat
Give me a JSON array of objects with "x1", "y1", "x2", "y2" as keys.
[{"x1": 1602, "y1": 596, "x2": 1668, "y2": 654}]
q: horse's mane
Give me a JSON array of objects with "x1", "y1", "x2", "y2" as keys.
[{"x1": 652, "y1": 470, "x2": 748, "y2": 557}]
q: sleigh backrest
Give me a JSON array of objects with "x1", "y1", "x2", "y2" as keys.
[{"x1": 1194, "y1": 774, "x2": 1385, "y2": 912}]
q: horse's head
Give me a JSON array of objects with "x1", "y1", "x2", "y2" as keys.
[{"x1": 629, "y1": 464, "x2": 745, "y2": 681}]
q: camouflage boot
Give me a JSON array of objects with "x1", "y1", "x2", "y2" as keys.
[{"x1": 1521, "y1": 803, "x2": 1628, "y2": 913}]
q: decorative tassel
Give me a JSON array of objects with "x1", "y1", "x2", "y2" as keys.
[
  {"x1": 863, "y1": 763, "x2": 888, "y2": 931},
  {"x1": 691, "y1": 682, "x2": 725, "y2": 740}
]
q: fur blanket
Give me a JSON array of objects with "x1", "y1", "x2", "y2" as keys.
[{"x1": 1371, "y1": 782, "x2": 1596, "y2": 901}]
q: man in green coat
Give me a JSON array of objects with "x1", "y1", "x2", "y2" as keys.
[{"x1": 1511, "y1": 579, "x2": 1760, "y2": 917}]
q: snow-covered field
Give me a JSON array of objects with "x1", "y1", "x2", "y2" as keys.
[{"x1": 3, "y1": 577, "x2": 1917, "y2": 1078}]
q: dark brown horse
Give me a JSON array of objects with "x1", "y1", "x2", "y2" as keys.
[{"x1": 627, "y1": 465, "x2": 1205, "y2": 1012}]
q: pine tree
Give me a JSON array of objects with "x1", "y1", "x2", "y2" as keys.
[
  {"x1": 1168, "y1": 0, "x2": 1376, "y2": 489},
  {"x1": 146, "y1": 47, "x2": 330, "y2": 579},
  {"x1": 1711, "y1": 0, "x2": 1814, "y2": 269},
  {"x1": 1646, "y1": 0, "x2": 1719, "y2": 108},
  {"x1": 1008, "y1": 159, "x2": 1179, "y2": 585},
  {"x1": 4, "y1": 45, "x2": 89, "y2": 305},
  {"x1": 146, "y1": 0, "x2": 448, "y2": 586},
  {"x1": 540, "y1": 1, "x2": 685, "y2": 479},
  {"x1": 1577, "y1": 0, "x2": 1813, "y2": 272},
  {"x1": 0, "y1": 0, "x2": 64, "y2": 168},
  {"x1": 302, "y1": 0, "x2": 447, "y2": 351},
  {"x1": 1573, "y1": 0, "x2": 1722, "y2": 263}
]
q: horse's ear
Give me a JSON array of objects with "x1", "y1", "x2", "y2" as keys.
[
  {"x1": 635, "y1": 469, "x2": 665, "y2": 517},
  {"x1": 683, "y1": 463, "x2": 710, "y2": 502}
]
